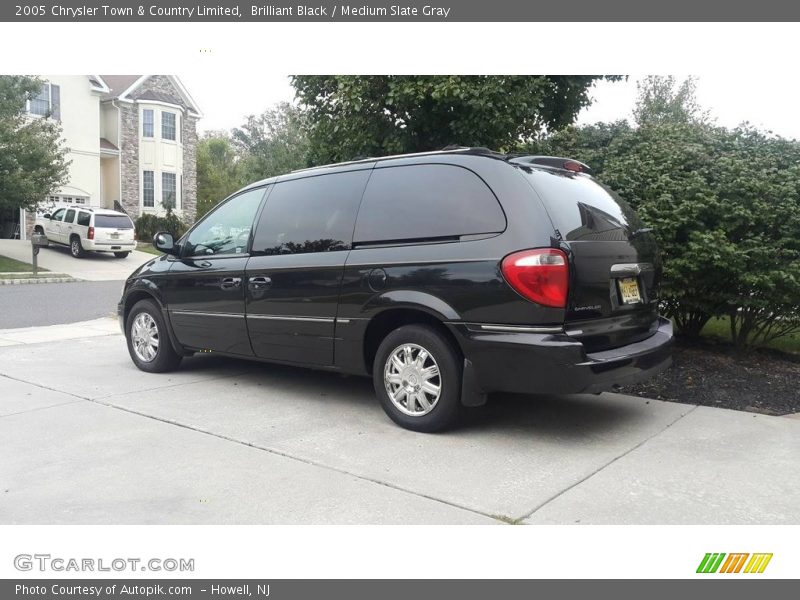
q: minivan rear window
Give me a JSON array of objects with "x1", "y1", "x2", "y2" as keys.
[
  {"x1": 94, "y1": 215, "x2": 134, "y2": 229},
  {"x1": 520, "y1": 168, "x2": 643, "y2": 241},
  {"x1": 353, "y1": 164, "x2": 505, "y2": 244}
]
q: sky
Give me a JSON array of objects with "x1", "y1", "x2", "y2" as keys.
[{"x1": 181, "y1": 74, "x2": 800, "y2": 141}]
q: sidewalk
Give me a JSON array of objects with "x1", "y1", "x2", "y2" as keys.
[
  {"x1": 0, "y1": 316, "x2": 119, "y2": 347},
  {"x1": 0, "y1": 239, "x2": 154, "y2": 281}
]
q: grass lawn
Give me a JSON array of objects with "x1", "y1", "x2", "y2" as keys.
[
  {"x1": 0, "y1": 255, "x2": 49, "y2": 273},
  {"x1": 136, "y1": 243, "x2": 162, "y2": 256},
  {"x1": 701, "y1": 315, "x2": 800, "y2": 355}
]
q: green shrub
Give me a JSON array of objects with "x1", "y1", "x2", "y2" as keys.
[{"x1": 135, "y1": 212, "x2": 187, "y2": 243}]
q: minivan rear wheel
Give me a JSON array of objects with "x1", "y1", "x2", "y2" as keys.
[
  {"x1": 125, "y1": 299, "x2": 182, "y2": 373},
  {"x1": 373, "y1": 324, "x2": 462, "y2": 432}
]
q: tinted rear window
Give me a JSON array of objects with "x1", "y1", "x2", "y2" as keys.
[
  {"x1": 94, "y1": 215, "x2": 134, "y2": 229},
  {"x1": 353, "y1": 164, "x2": 505, "y2": 244},
  {"x1": 520, "y1": 168, "x2": 643, "y2": 241},
  {"x1": 252, "y1": 170, "x2": 369, "y2": 255}
]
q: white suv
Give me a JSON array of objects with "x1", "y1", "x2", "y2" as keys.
[{"x1": 35, "y1": 206, "x2": 136, "y2": 258}]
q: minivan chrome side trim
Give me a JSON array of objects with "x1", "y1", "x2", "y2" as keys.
[
  {"x1": 246, "y1": 315, "x2": 335, "y2": 323},
  {"x1": 171, "y1": 310, "x2": 245, "y2": 319}
]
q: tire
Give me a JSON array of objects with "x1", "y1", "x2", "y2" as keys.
[
  {"x1": 373, "y1": 324, "x2": 462, "y2": 432},
  {"x1": 125, "y1": 299, "x2": 182, "y2": 373},
  {"x1": 70, "y1": 236, "x2": 85, "y2": 258},
  {"x1": 114, "y1": 252, "x2": 130, "y2": 258}
]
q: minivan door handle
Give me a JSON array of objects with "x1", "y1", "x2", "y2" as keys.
[
  {"x1": 220, "y1": 277, "x2": 242, "y2": 290},
  {"x1": 248, "y1": 276, "x2": 272, "y2": 290}
]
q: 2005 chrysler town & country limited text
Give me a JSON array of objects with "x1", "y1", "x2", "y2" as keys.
[{"x1": 118, "y1": 148, "x2": 673, "y2": 432}]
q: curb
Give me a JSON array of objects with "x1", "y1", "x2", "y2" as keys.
[{"x1": 0, "y1": 277, "x2": 79, "y2": 285}]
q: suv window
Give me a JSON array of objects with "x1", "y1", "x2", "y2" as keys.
[
  {"x1": 94, "y1": 215, "x2": 134, "y2": 229},
  {"x1": 76, "y1": 212, "x2": 91, "y2": 227},
  {"x1": 251, "y1": 170, "x2": 369, "y2": 255},
  {"x1": 520, "y1": 168, "x2": 643, "y2": 241},
  {"x1": 183, "y1": 187, "x2": 266, "y2": 257},
  {"x1": 50, "y1": 208, "x2": 66, "y2": 222},
  {"x1": 64, "y1": 209, "x2": 76, "y2": 223},
  {"x1": 353, "y1": 164, "x2": 505, "y2": 244}
]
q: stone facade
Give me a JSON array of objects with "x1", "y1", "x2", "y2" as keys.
[
  {"x1": 181, "y1": 114, "x2": 199, "y2": 223},
  {"x1": 119, "y1": 102, "x2": 140, "y2": 218},
  {"x1": 118, "y1": 75, "x2": 199, "y2": 223}
]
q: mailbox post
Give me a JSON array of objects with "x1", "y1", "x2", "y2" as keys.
[{"x1": 30, "y1": 233, "x2": 48, "y2": 277}]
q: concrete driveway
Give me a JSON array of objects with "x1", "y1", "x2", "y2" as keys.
[
  {"x1": 0, "y1": 239, "x2": 154, "y2": 281},
  {"x1": 1, "y1": 319, "x2": 798, "y2": 525}
]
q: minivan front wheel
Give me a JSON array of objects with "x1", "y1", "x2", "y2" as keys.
[
  {"x1": 125, "y1": 299, "x2": 182, "y2": 373},
  {"x1": 373, "y1": 324, "x2": 462, "y2": 432}
]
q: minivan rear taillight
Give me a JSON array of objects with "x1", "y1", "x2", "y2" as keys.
[
  {"x1": 501, "y1": 248, "x2": 569, "y2": 308},
  {"x1": 88, "y1": 227, "x2": 94, "y2": 240}
]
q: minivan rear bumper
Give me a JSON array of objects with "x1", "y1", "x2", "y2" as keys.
[{"x1": 447, "y1": 317, "x2": 673, "y2": 396}]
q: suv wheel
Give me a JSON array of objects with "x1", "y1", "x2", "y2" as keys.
[
  {"x1": 373, "y1": 324, "x2": 462, "y2": 432},
  {"x1": 125, "y1": 299, "x2": 182, "y2": 373},
  {"x1": 70, "y1": 236, "x2": 85, "y2": 258}
]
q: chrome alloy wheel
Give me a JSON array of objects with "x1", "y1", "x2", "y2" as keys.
[
  {"x1": 131, "y1": 312, "x2": 160, "y2": 363},
  {"x1": 71, "y1": 239, "x2": 81, "y2": 256},
  {"x1": 384, "y1": 343, "x2": 442, "y2": 417}
]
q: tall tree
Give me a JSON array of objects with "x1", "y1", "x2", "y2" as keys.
[
  {"x1": 292, "y1": 75, "x2": 620, "y2": 164},
  {"x1": 231, "y1": 102, "x2": 310, "y2": 180},
  {"x1": 633, "y1": 75, "x2": 708, "y2": 126},
  {"x1": 0, "y1": 75, "x2": 69, "y2": 214},
  {"x1": 196, "y1": 132, "x2": 244, "y2": 218}
]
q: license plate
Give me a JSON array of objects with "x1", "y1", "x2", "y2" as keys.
[
  {"x1": 110, "y1": 232, "x2": 119, "y2": 239},
  {"x1": 617, "y1": 277, "x2": 642, "y2": 304}
]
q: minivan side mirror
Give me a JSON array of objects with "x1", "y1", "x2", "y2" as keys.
[{"x1": 153, "y1": 231, "x2": 178, "y2": 255}]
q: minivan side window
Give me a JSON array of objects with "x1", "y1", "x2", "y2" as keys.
[
  {"x1": 182, "y1": 187, "x2": 266, "y2": 257},
  {"x1": 353, "y1": 164, "x2": 505, "y2": 244},
  {"x1": 251, "y1": 170, "x2": 370, "y2": 256}
]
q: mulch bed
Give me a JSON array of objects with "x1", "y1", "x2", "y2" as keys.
[{"x1": 620, "y1": 339, "x2": 800, "y2": 415}]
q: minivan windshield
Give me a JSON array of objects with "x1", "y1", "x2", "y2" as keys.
[
  {"x1": 95, "y1": 215, "x2": 134, "y2": 229},
  {"x1": 519, "y1": 167, "x2": 643, "y2": 241}
]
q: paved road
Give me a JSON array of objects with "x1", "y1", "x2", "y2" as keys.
[
  {"x1": 0, "y1": 281, "x2": 121, "y2": 328},
  {"x1": 0, "y1": 320, "x2": 798, "y2": 525}
]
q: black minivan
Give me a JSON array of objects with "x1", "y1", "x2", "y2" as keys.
[{"x1": 119, "y1": 148, "x2": 673, "y2": 432}]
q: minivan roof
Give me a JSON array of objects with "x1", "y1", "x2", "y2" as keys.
[{"x1": 240, "y1": 147, "x2": 591, "y2": 191}]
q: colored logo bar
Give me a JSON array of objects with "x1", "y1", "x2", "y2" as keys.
[{"x1": 697, "y1": 553, "x2": 773, "y2": 574}]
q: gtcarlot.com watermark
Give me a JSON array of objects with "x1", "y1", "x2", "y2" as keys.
[{"x1": 14, "y1": 554, "x2": 195, "y2": 573}]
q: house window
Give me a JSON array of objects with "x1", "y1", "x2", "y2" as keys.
[
  {"x1": 143, "y1": 171, "x2": 155, "y2": 208},
  {"x1": 142, "y1": 109, "x2": 154, "y2": 137},
  {"x1": 29, "y1": 84, "x2": 51, "y2": 116},
  {"x1": 162, "y1": 172, "x2": 177, "y2": 209},
  {"x1": 162, "y1": 111, "x2": 176, "y2": 141}
]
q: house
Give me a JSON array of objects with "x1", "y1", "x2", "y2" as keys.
[{"x1": 15, "y1": 75, "x2": 201, "y2": 240}]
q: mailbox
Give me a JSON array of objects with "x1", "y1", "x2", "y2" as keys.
[{"x1": 31, "y1": 233, "x2": 48, "y2": 248}]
